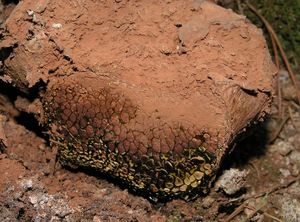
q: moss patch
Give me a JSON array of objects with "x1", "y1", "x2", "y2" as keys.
[{"x1": 219, "y1": 0, "x2": 300, "y2": 68}]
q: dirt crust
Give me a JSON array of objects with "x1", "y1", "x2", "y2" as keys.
[{"x1": 1, "y1": 0, "x2": 276, "y2": 200}]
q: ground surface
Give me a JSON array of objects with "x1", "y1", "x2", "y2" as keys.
[
  {"x1": 0, "y1": 1, "x2": 300, "y2": 222},
  {"x1": 0, "y1": 73, "x2": 300, "y2": 222},
  {"x1": 1, "y1": 0, "x2": 276, "y2": 201}
]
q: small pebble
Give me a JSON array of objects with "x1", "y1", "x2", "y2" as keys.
[
  {"x1": 27, "y1": 10, "x2": 34, "y2": 16},
  {"x1": 93, "y1": 215, "x2": 102, "y2": 222},
  {"x1": 52, "y1": 23, "x2": 62, "y2": 29},
  {"x1": 202, "y1": 196, "x2": 215, "y2": 209},
  {"x1": 279, "y1": 168, "x2": 291, "y2": 178},
  {"x1": 215, "y1": 168, "x2": 248, "y2": 195},
  {"x1": 20, "y1": 179, "x2": 33, "y2": 190}
]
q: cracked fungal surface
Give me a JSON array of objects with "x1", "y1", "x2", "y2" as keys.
[
  {"x1": 27, "y1": 0, "x2": 276, "y2": 201},
  {"x1": 43, "y1": 78, "x2": 218, "y2": 201}
]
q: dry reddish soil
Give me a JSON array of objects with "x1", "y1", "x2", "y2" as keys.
[{"x1": 0, "y1": 1, "x2": 300, "y2": 222}]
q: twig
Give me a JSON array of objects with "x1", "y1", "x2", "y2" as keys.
[
  {"x1": 246, "y1": 1, "x2": 300, "y2": 105},
  {"x1": 245, "y1": 175, "x2": 300, "y2": 201},
  {"x1": 235, "y1": 0, "x2": 244, "y2": 15},
  {"x1": 249, "y1": 161, "x2": 261, "y2": 182},
  {"x1": 49, "y1": 138, "x2": 67, "y2": 147},
  {"x1": 223, "y1": 176, "x2": 299, "y2": 222},
  {"x1": 288, "y1": 106, "x2": 298, "y2": 131},
  {"x1": 291, "y1": 100, "x2": 300, "y2": 110},
  {"x1": 223, "y1": 202, "x2": 248, "y2": 222},
  {"x1": 49, "y1": 139, "x2": 62, "y2": 175},
  {"x1": 245, "y1": 205, "x2": 283, "y2": 222},
  {"x1": 268, "y1": 114, "x2": 289, "y2": 144},
  {"x1": 242, "y1": 196, "x2": 268, "y2": 222},
  {"x1": 270, "y1": 33, "x2": 283, "y2": 119},
  {"x1": 270, "y1": 33, "x2": 280, "y2": 70}
]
